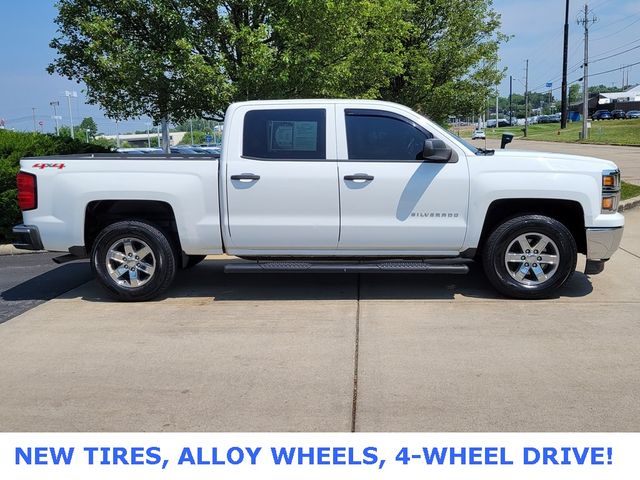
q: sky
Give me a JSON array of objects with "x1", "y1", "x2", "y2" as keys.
[
  {"x1": 0, "y1": 0, "x2": 639, "y2": 134},
  {"x1": 494, "y1": 0, "x2": 640, "y2": 97}
]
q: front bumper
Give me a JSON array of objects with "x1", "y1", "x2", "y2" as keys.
[
  {"x1": 12, "y1": 224, "x2": 44, "y2": 251},
  {"x1": 586, "y1": 227, "x2": 624, "y2": 261}
]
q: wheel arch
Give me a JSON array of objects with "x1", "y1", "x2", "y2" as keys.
[
  {"x1": 84, "y1": 200, "x2": 180, "y2": 254},
  {"x1": 477, "y1": 198, "x2": 587, "y2": 256}
]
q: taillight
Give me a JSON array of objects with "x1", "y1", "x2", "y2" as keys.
[{"x1": 16, "y1": 172, "x2": 37, "y2": 211}]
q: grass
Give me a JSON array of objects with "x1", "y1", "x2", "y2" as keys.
[
  {"x1": 455, "y1": 118, "x2": 640, "y2": 145},
  {"x1": 622, "y1": 181, "x2": 640, "y2": 201}
]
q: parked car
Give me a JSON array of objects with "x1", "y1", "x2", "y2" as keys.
[
  {"x1": 592, "y1": 110, "x2": 612, "y2": 120},
  {"x1": 538, "y1": 114, "x2": 560, "y2": 124},
  {"x1": 611, "y1": 110, "x2": 626, "y2": 119},
  {"x1": 13, "y1": 99, "x2": 624, "y2": 301},
  {"x1": 626, "y1": 110, "x2": 640, "y2": 119},
  {"x1": 471, "y1": 129, "x2": 486, "y2": 139},
  {"x1": 486, "y1": 119, "x2": 510, "y2": 128},
  {"x1": 115, "y1": 148, "x2": 148, "y2": 154}
]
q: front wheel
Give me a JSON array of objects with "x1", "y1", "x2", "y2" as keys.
[
  {"x1": 91, "y1": 220, "x2": 177, "y2": 301},
  {"x1": 482, "y1": 215, "x2": 577, "y2": 299}
]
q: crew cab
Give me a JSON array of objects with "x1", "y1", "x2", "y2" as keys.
[{"x1": 13, "y1": 99, "x2": 624, "y2": 301}]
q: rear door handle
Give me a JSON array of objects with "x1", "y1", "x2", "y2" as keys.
[
  {"x1": 344, "y1": 174, "x2": 374, "y2": 182},
  {"x1": 230, "y1": 173, "x2": 261, "y2": 182}
]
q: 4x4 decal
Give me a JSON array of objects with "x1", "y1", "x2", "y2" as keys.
[{"x1": 32, "y1": 163, "x2": 65, "y2": 169}]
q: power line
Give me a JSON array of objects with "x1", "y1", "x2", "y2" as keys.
[
  {"x1": 590, "y1": 37, "x2": 640, "y2": 59},
  {"x1": 592, "y1": 16, "x2": 640, "y2": 41},
  {"x1": 590, "y1": 44, "x2": 640, "y2": 64},
  {"x1": 584, "y1": 59, "x2": 640, "y2": 79},
  {"x1": 528, "y1": 36, "x2": 640, "y2": 94},
  {"x1": 588, "y1": 0, "x2": 616, "y2": 12}
]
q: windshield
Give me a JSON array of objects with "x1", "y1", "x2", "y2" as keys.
[
  {"x1": 414, "y1": 112, "x2": 482, "y2": 154},
  {"x1": 448, "y1": 132, "x2": 481, "y2": 154}
]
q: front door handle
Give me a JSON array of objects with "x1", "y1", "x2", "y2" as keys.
[
  {"x1": 344, "y1": 173, "x2": 374, "y2": 182},
  {"x1": 230, "y1": 173, "x2": 261, "y2": 182}
]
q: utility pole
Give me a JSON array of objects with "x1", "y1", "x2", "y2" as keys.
[
  {"x1": 65, "y1": 90, "x2": 77, "y2": 139},
  {"x1": 146, "y1": 122, "x2": 151, "y2": 148},
  {"x1": 524, "y1": 59, "x2": 529, "y2": 137},
  {"x1": 561, "y1": 0, "x2": 570, "y2": 128},
  {"x1": 32, "y1": 108, "x2": 37, "y2": 132},
  {"x1": 578, "y1": 4, "x2": 597, "y2": 140},
  {"x1": 189, "y1": 118, "x2": 194, "y2": 145},
  {"x1": 50, "y1": 101, "x2": 60, "y2": 135}
]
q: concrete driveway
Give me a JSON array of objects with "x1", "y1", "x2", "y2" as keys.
[{"x1": 0, "y1": 210, "x2": 638, "y2": 432}]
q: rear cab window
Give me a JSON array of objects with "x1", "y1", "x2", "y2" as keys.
[{"x1": 243, "y1": 109, "x2": 326, "y2": 160}]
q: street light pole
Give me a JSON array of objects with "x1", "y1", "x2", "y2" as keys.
[
  {"x1": 495, "y1": 91, "x2": 499, "y2": 130},
  {"x1": 509, "y1": 75, "x2": 513, "y2": 124},
  {"x1": 65, "y1": 90, "x2": 77, "y2": 139},
  {"x1": 115, "y1": 120, "x2": 121, "y2": 148},
  {"x1": 146, "y1": 122, "x2": 151, "y2": 148},
  {"x1": 32, "y1": 108, "x2": 37, "y2": 132},
  {"x1": 85, "y1": 129, "x2": 90, "y2": 143}
]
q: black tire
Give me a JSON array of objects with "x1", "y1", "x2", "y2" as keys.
[
  {"x1": 482, "y1": 215, "x2": 577, "y2": 299},
  {"x1": 183, "y1": 255, "x2": 206, "y2": 269},
  {"x1": 91, "y1": 220, "x2": 177, "y2": 301}
]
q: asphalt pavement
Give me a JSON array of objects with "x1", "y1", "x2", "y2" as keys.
[
  {"x1": 0, "y1": 209, "x2": 638, "y2": 432},
  {"x1": 0, "y1": 253, "x2": 92, "y2": 324}
]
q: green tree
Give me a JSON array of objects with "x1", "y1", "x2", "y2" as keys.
[
  {"x1": 78, "y1": 117, "x2": 98, "y2": 139},
  {"x1": 49, "y1": 0, "x2": 505, "y2": 131},
  {"x1": 382, "y1": 0, "x2": 507, "y2": 122},
  {"x1": 178, "y1": 130, "x2": 222, "y2": 145},
  {"x1": 589, "y1": 84, "x2": 622, "y2": 94},
  {"x1": 48, "y1": 0, "x2": 409, "y2": 148}
]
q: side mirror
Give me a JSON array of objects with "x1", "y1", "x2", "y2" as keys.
[
  {"x1": 422, "y1": 139, "x2": 452, "y2": 162},
  {"x1": 501, "y1": 133, "x2": 514, "y2": 149}
]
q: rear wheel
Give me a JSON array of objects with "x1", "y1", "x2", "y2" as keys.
[
  {"x1": 91, "y1": 220, "x2": 177, "y2": 301},
  {"x1": 482, "y1": 215, "x2": 577, "y2": 299}
]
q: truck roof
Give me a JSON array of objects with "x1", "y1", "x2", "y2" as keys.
[{"x1": 227, "y1": 98, "x2": 415, "y2": 114}]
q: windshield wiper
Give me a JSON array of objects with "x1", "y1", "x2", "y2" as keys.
[{"x1": 476, "y1": 148, "x2": 495, "y2": 156}]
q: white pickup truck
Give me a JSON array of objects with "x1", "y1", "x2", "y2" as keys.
[{"x1": 13, "y1": 99, "x2": 624, "y2": 301}]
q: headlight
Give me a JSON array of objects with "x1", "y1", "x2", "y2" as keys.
[{"x1": 601, "y1": 170, "x2": 621, "y2": 213}]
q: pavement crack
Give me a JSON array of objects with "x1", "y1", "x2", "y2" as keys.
[
  {"x1": 620, "y1": 247, "x2": 640, "y2": 260},
  {"x1": 350, "y1": 273, "x2": 361, "y2": 433}
]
